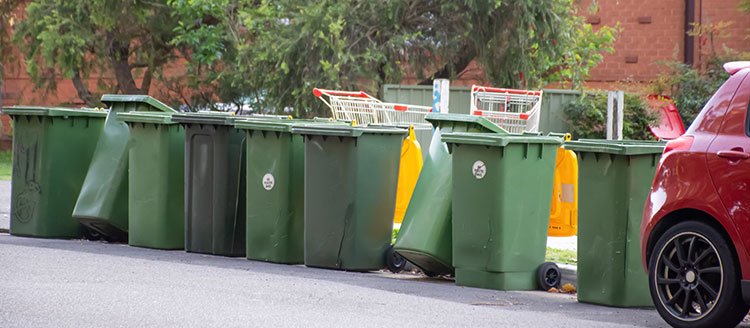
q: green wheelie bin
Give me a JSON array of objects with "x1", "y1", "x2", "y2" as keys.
[
  {"x1": 234, "y1": 119, "x2": 306, "y2": 264},
  {"x1": 118, "y1": 112, "x2": 185, "y2": 249},
  {"x1": 564, "y1": 139, "x2": 665, "y2": 307},
  {"x1": 292, "y1": 124, "x2": 406, "y2": 271},
  {"x1": 172, "y1": 113, "x2": 246, "y2": 256},
  {"x1": 443, "y1": 132, "x2": 562, "y2": 290},
  {"x1": 393, "y1": 113, "x2": 506, "y2": 276},
  {"x1": 5, "y1": 106, "x2": 106, "y2": 238},
  {"x1": 74, "y1": 95, "x2": 176, "y2": 241}
]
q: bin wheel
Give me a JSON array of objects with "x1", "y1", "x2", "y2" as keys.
[
  {"x1": 537, "y1": 262, "x2": 561, "y2": 290},
  {"x1": 385, "y1": 246, "x2": 406, "y2": 273},
  {"x1": 82, "y1": 226, "x2": 102, "y2": 241}
]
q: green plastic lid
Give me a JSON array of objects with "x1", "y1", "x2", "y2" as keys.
[
  {"x1": 564, "y1": 139, "x2": 666, "y2": 155},
  {"x1": 172, "y1": 113, "x2": 238, "y2": 125},
  {"x1": 3, "y1": 106, "x2": 108, "y2": 118},
  {"x1": 116, "y1": 112, "x2": 177, "y2": 125},
  {"x1": 101, "y1": 94, "x2": 176, "y2": 113},
  {"x1": 424, "y1": 113, "x2": 508, "y2": 134},
  {"x1": 234, "y1": 118, "x2": 300, "y2": 133},
  {"x1": 441, "y1": 132, "x2": 563, "y2": 147},
  {"x1": 291, "y1": 123, "x2": 407, "y2": 137}
]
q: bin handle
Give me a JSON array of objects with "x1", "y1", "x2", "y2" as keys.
[
  {"x1": 231, "y1": 136, "x2": 246, "y2": 255},
  {"x1": 549, "y1": 160, "x2": 562, "y2": 219}
]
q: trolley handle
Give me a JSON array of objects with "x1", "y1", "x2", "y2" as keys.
[
  {"x1": 471, "y1": 85, "x2": 542, "y2": 96},
  {"x1": 313, "y1": 88, "x2": 370, "y2": 98}
]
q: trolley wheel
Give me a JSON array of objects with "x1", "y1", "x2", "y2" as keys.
[
  {"x1": 81, "y1": 226, "x2": 102, "y2": 241},
  {"x1": 385, "y1": 245, "x2": 406, "y2": 273},
  {"x1": 537, "y1": 262, "x2": 562, "y2": 290}
]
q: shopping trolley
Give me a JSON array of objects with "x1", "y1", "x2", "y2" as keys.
[
  {"x1": 313, "y1": 88, "x2": 432, "y2": 125},
  {"x1": 470, "y1": 85, "x2": 543, "y2": 134}
]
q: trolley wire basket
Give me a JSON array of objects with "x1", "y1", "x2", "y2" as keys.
[
  {"x1": 313, "y1": 88, "x2": 432, "y2": 126},
  {"x1": 470, "y1": 85, "x2": 543, "y2": 134}
]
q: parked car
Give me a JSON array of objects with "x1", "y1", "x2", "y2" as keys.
[{"x1": 641, "y1": 61, "x2": 750, "y2": 327}]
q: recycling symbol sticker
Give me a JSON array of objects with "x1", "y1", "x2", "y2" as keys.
[
  {"x1": 262, "y1": 173, "x2": 275, "y2": 191},
  {"x1": 472, "y1": 160, "x2": 486, "y2": 180}
]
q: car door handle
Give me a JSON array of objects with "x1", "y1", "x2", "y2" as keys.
[{"x1": 717, "y1": 150, "x2": 750, "y2": 159}]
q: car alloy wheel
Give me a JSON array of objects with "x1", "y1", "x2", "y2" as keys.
[{"x1": 653, "y1": 231, "x2": 723, "y2": 321}]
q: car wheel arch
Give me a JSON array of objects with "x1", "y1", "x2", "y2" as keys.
[{"x1": 646, "y1": 208, "x2": 741, "y2": 275}]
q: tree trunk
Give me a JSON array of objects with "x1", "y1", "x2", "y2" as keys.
[
  {"x1": 140, "y1": 66, "x2": 152, "y2": 94},
  {"x1": 109, "y1": 38, "x2": 140, "y2": 94},
  {"x1": 418, "y1": 45, "x2": 477, "y2": 85},
  {"x1": 72, "y1": 70, "x2": 100, "y2": 107}
]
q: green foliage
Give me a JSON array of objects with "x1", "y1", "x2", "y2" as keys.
[
  {"x1": 13, "y1": 0, "x2": 180, "y2": 106},
  {"x1": 0, "y1": 0, "x2": 24, "y2": 80},
  {"x1": 171, "y1": 0, "x2": 618, "y2": 117},
  {"x1": 563, "y1": 92, "x2": 657, "y2": 140},
  {"x1": 651, "y1": 62, "x2": 728, "y2": 127},
  {"x1": 740, "y1": 0, "x2": 750, "y2": 12},
  {"x1": 651, "y1": 16, "x2": 750, "y2": 127}
]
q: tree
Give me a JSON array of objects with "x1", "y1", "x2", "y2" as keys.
[
  {"x1": 13, "y1": 0, "x2": 180, "y2": 107},
  {"x1": 173, "y1": 0, "x2": 617, "y2": 117},
  {"x1": 0, "y1": 0, "x2": 24, "y2": 81}
]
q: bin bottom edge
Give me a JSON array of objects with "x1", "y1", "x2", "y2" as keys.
[
  {"x1": 455, "y1": 268, "x2": 539, "y2": 291},
  {"x1": 394, "y1": 248, "x2": 453, "y2": 275}
]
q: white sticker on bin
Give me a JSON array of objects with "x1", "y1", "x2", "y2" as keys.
[
  {"x1": 262, "y1": 173, "x2": 275, "y2": 191},
  {"x1": 472, "y1": 160, "x2": 486, "y2": 179}
]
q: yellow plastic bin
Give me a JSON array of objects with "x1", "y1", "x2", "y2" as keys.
[
  {"x1": 394, "y1": 126, "x2": 423, "y2": 224},
  {"x1": 548, "y1": 136, "x2": 578, "y2": 237}
]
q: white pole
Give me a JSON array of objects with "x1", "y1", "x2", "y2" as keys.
[
  {"x1": 606, "y1": 91, "x2": 614, "y2": 140},
  {"x1": 433, "y1": 79, "x2": 450, "y2": 113},
  {"x1": 616, "y1": 90, "x2": 624, "y2": 140}
]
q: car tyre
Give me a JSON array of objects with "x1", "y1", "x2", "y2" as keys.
[{"x1": 649, "y1": 220, "x2": 749, "y2": 328}]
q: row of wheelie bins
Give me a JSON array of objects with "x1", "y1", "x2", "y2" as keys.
[{"x1": 4, "y1": 95, "x2": 666, "y2": 307}]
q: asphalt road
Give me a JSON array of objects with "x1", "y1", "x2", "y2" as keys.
[{"x1": 0, "y1": 234, "x2": 666, "y2": 328}]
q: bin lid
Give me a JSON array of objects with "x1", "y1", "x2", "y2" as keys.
[
  {"x1": 116, "y1": 112, "x2": 178, "y2": 125},
  {"x1": 564, "y1": 139, "x2": 666, "y2": 155},
  {"x1": 234, "y1": 118, "x2": 303, "y2": 132},
  {"x1": 2, "y1": 106, "x2": 108, "y2": 118},
  {"x1": 291, "y1": 123, "x2": 407, "y2": 137},
  {"x1": 424, "y1": 113, "x2": 508, "y2": 134},
  {"x1": 101, "y1": 94, "x2": 176, "y2": 113},
  {"x1": 172, "y1": 112, "x2": 238, "y2": 125},
  {"x1": 441, "y1": 132, "x2": 563, "y2": 147}
]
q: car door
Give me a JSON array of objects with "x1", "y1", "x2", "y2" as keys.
[{"x1": 706, "y1": 75, "x2": 750, "y2": 254}]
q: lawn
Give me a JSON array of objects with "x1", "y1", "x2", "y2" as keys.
[
  {"x1": 546, "y1": 247, "x2": 577, "y2": 265},
  {"x1": 0, "y1": 151, "x2": 10, "y2": 180}
]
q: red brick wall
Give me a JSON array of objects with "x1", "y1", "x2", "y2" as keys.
[{"x1": 582, "y1": 0, "x2": 750, "y2": 85}]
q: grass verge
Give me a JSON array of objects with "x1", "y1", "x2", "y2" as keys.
[
  {"x1": 546, "y1": 247, "x2": 577, "y2": 265},
  {"x1": 0, "y1": 151, "x2": 10, "y2": 180}
]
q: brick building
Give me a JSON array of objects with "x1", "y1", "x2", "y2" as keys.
[{"x1": 582, "y1": 0, "x2": 750, "y2": 89}]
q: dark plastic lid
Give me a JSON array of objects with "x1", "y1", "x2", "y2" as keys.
[
  {"x1": 291, "y1": 123, "x2": 407, "y2": 137},
  {"x1": 3, "y1": 106, "x2": 108, "y2": 118},
  {"x1": 564, "y1": 139, "x2": 666, "y2": 155},
  {"x1": 441, "y1": 132, "x2": 563, "y2": 147},
  {"x1": 116, "y1": 112, "x2": 177, "y2": 125},
  {"x1": 101, "y1": 94, "x2": 176, "y2": 113},
  {"x1": 424, "y1": 113, "x2": 508, "y2": 134}
]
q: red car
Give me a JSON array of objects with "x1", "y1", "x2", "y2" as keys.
[{"x1": 641, "y1": 61, "x2": 750, "y2": 327}]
